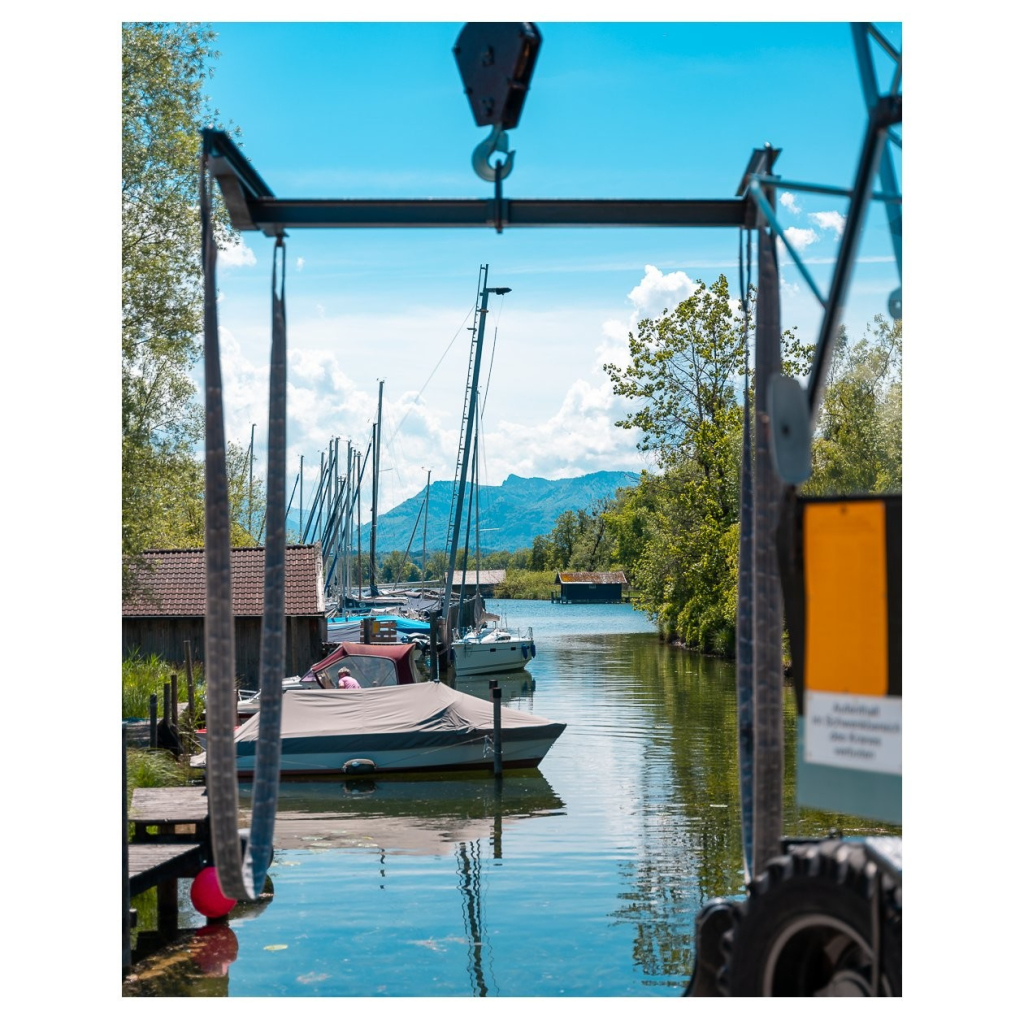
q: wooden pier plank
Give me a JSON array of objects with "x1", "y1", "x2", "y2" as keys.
[
  {"x1": 130, "y1": 786, "x2": 209, "y2": 826},
  {"x1": 128, "y1": 842, "x2": 203, "y2": 896}
]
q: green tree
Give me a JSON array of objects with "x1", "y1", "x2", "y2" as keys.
[
  {"x1": 122, "y1": 23, "x2": 255, "y2": 597},
  {"x1": 529, "y1": 535, "x2": 553, "y2": 571},
  {"x1": 602, "y1": 277, "x2": 814, "y2": 652},
  {"x1": 549, "y1": 509, "x2": 584, "y2": 568},
  {"x1": 804, "y1": 316, "x2": 902, "y2": 496},
  {"x1": 605, "y1": 276, "x2": 745, "y2": 472},
  {"x1": 380, "y1": 550, "x2": 414, "y2": 584},
  {"x1": 603, "y1": 277, "x2": 750, "y2": 650},
  {"x1": 424, "y1": 550, "x2": 449, "y2": 582}
]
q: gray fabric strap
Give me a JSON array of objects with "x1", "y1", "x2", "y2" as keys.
[
  {"x1": 735, "y1": 227, "x2": 754, "y2": 883},
  {"x1": 200, "y1": 152, "x2": 246, "y2": 898},
  {"x1": 244, "y1": 236, "x2": 288, "y2": 898}
]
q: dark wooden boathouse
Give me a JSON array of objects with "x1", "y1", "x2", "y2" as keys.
[
  {"x1": 122, "y1": 545, "x2": 328, "y2": 685},
  {"x1": 554, "y1": 570, "x2": 628, "y2": 604}
]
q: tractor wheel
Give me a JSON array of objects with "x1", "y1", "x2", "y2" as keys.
[{"x1": 719, "y1": 839, "x2": 901, "y2": 996}]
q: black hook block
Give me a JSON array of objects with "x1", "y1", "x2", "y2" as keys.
[{"x1": 454, "y1": 23, "x2": 542, "y2": 130}]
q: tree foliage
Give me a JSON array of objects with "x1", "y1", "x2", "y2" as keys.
[
  {"x1": 600, "y1": 276, "x2": 756, "y2": 651},
  {"x1": 122, "y1": 23, "x2": 259, "y2": 597},
  {"x1": 804, "y1": 316, "x2": 902, "y2": 496},
  {"x1": 598, "y1": 278, "x2": 900, "y2": 653},
  {"x1": 605, "y1": 276, "x2": 745, "y2": 471}
]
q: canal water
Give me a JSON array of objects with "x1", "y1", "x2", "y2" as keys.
[{"x1": 123, "y1": 599, "x2": 898, "y2": 997}]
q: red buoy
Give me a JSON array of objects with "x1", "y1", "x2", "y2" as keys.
[{"x1": 190, "y1": 866, "x2": 236, "y2": 919}]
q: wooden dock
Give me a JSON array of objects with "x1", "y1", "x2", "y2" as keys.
[
  {"x1": 123, "y1": 776, "x2": 213, "y2": 974},
  {"x1": 127, "y1": 786, "x2": 210, "y2": 894}
]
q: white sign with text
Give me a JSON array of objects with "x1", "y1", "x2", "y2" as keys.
[{"x1": 804, "y1": 692, "x2": 902, "y2": 775}]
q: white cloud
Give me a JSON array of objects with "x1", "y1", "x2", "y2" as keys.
[
  {"x1": 627, "y1": 265, "x2": 696, "y2": 319},
  {"x1": 481, "y1": 378, "x2": 646, "y2": 483},
  {"x1": 809, "y1": 210, "x2": 846, "y2": 237},
  {"x1": 780, "y1": 191, "x2": 801, "y2": 214},
  {"x1": 783, "y1": 227, "x2": 819, "y2": 252},
  {"x1": 296, "y1": 257, "x2": 305, "y2": 272},
  {"x1": 209, "y1": 266, "x2": 691, "y2": 517},
  {"x1": 596, "y1": 318, "x2": 633, "y2": 372},
  {"x1": 218, "y1": 235, "x2": 257, "y2": 268}
]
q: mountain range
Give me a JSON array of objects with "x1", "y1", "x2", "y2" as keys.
[{"x1": 286, "y1": 470, "x2": 640, "y2": 554}]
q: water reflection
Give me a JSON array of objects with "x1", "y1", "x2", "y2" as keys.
[
  {"x1": 252, "y1": 772, "x2": 564, "y2": 857},
  {"x1": 456, "y1": 839, "x2": 493, "y2": 996},
  {"x1": 445, "y1": 669, "x2": 537, "y2": 706}
]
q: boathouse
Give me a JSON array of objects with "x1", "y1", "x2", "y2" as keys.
[
  {"x1": 451, "y1": 568, "x2": 506, "y2": 597},
  {"x1": 122, "y1": 545, "x2": 328, "y2": 685},
  {"x1": 554, "y1": 570, "x2": 628, "y2": 603}
]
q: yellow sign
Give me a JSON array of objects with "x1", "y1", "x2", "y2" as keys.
[{"x1": 803, "y1": 500, "x2": 888, "y2": 696}]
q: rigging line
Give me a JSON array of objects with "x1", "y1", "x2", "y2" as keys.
[
  {"x1": 475, "y1": 402, "x2": 492, "y2": 537},
  {"x1": 392, "y1": 302, "x2": 476, "y2": 438},
  {"x1": 380, "y1": 392, "x2": 405, "y2": 495},
  {"x1": 480, "y1": 293, "x2": 504, "y2": 415}
]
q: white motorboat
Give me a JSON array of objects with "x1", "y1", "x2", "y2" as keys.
[{"x1": 450, "y1": 621, "x2": 536, "y2": 677}]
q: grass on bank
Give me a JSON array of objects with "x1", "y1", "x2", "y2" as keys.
[
  {"x1": 123, "y1": 652, "x2": 210, "y2": 819},
  {"x1": 123, "y1": 650, "x2": 206, "y2": 720}
]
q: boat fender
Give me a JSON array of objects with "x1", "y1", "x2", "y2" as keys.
[
  {"x1": 521, "y1": 644, "x2": 529, "y2": 659},
  {"x1": 530, "y1": 643, "x2": 536, "y2": 658},
  {"x1": 342, "y1": 759, "x2": 377, "y2": 775}
]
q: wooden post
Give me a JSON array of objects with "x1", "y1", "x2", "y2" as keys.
[
  {"x1": 170, "y1": 674, "x2": 179, "y2": 727},
  {"x1": 184, "y1": 640, "x2": 195, "y2": 719},
  {"x1": 122, "y1": 724, "x2": 131, "y2": 973},
  {"x1": 162, "y1": 683, "x2": 171, "y2": 727},
  {"x1": 429, "y1": 612, "x2": 439, "y2": 681},
  {"x1": 149, "y1": 694, "x2": 158, "y2": 749},
  {"x1": 490, "y1": 683, "x2": 502, "y2": 777},
  {"x1": 156, "y1": 876, "x2": 178, "y2": 938}
]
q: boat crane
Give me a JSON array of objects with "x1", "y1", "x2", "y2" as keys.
[{"x1": 199, "y1": 21, "x2": 901, "y2": 995}]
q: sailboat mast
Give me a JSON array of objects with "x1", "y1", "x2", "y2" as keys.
[
  {"x1": 474, "y1": 407, "x2": 481, "y2": 597},
  {"x1": 457, "y1": 438, "x2": 476, "y2": 629},
  {"x1": 356, "y1": 451, "x2": 363, "y2": 604},
  {"x1": 343, "y1": 440, "x2": 353, "y2": 604},
  {"x1": 422, "y1": 468, "x2": 431, "y2": 591},
  {"x1": 369, "y1": 379, "x2": 384, "y2": 597},
  {"x1": 248, "y1": 422, "x2": 255, "y2": 537},
  {"x1": 443, "y1": 267, "x2": 509, "y2": 625}
]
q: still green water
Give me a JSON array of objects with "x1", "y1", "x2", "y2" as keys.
[{"x1": 124, "y1": 599, "x2": 898, "y2": 997}]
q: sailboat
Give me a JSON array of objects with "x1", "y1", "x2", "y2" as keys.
[{"x1": 444, "y1": 266, "x2": 537, "y2": 678}]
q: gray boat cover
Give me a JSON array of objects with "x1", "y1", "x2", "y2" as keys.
[{"x1": 233, "y1": 682, "x2": 563, "y2": 748}]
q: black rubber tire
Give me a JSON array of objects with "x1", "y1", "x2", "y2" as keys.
[{"x1": 719, "y1": 839, "x2": 901, "y2": 996}]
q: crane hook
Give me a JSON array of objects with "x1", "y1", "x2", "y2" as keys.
[{"x1": 472, "y1": 124, "x2": 515, "y2": 182}]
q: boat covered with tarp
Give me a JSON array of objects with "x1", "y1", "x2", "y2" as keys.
[{"x1": 198, "y1": 683, "x2": 566, "y2": 776}]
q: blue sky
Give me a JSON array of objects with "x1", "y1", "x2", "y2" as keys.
[{"x1": 199, "y1": 18, "x2": 902, "y2": 517}]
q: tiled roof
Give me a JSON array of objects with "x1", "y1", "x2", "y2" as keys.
[
  {"x1": 123, "y1": 546, "x2": 325, "y2": 617},
  {"x1": 556, "y1": 571, "x2": 628, "y2": 585}
]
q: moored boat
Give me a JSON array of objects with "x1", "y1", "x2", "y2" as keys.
[
  {"x1": 233, "y1": 641, "x2": 424, "y2": 723},
  {"x1": 450, "y1": 621, "x2": 536, "y2": 676},
  {"x1": 193, "y1": 683, "x2": 565, "y2": 777}
]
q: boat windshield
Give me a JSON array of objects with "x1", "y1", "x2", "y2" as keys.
[{"x1": 329, "y1": 656, "x2": 399, "y2": 688}]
